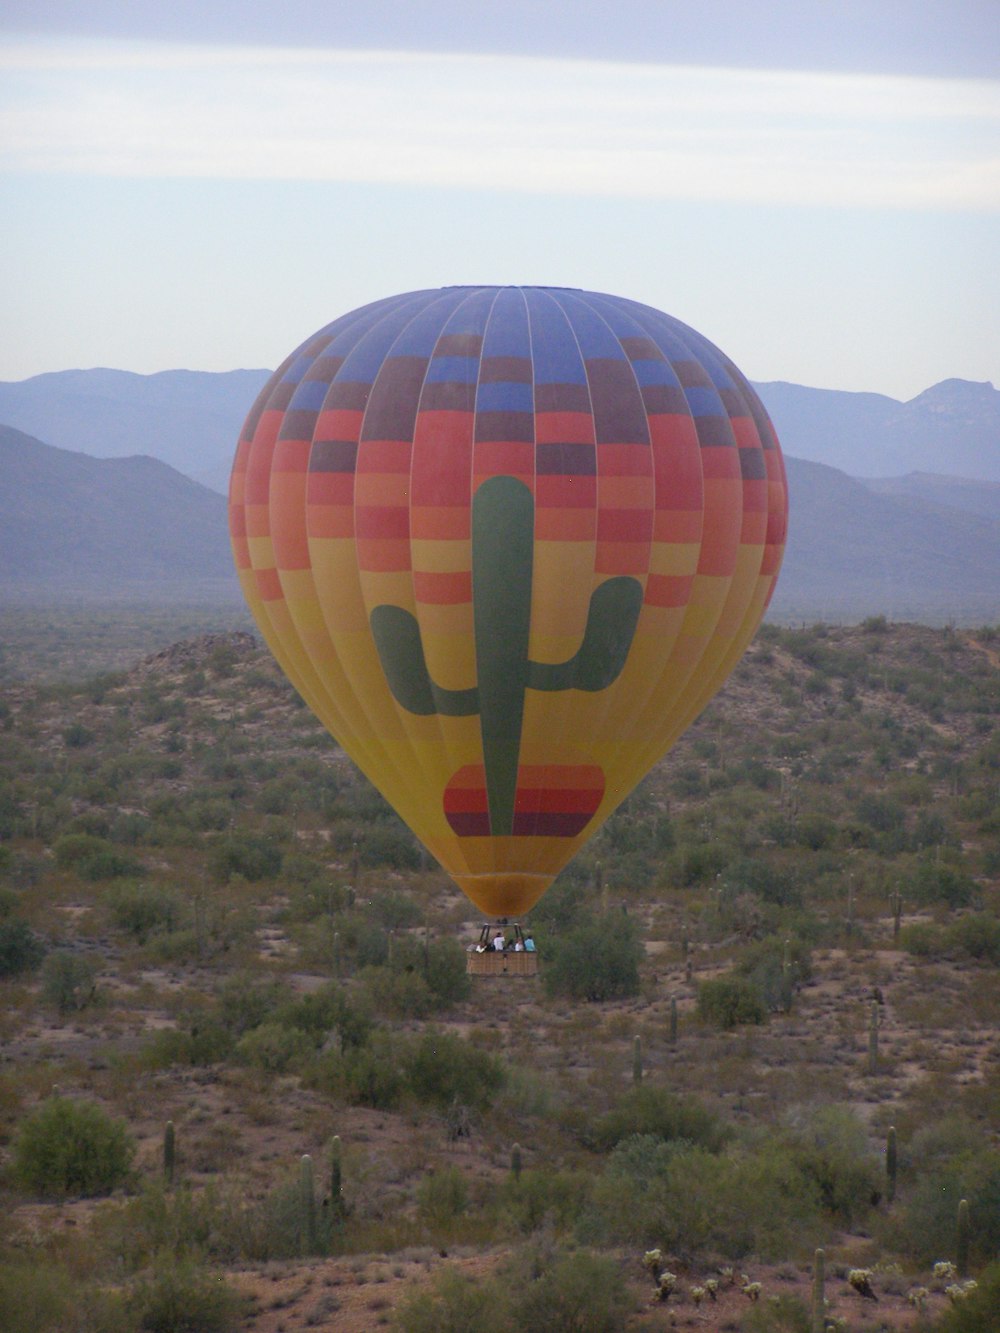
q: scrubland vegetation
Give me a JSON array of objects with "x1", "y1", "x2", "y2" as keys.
[{"x1": 0, "y1": 615, "x2": 998, "y2": 1331}]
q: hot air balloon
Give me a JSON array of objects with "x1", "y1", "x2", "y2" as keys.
[{"x1": 229, "y1": 286, "x2": 788, "y2": 931}]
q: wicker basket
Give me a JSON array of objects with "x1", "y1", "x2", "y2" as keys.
[{"x1": 466, "y1": 949, "x2": 538, "y2": 977}]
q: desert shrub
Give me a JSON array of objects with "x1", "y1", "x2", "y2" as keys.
[
  {"x1": 356, "y1": 965, "x2": 435, "y2": 1019},
  {"x1": 911, "y1": 861, "x2": 976, "y2": 909},
  {"x1": 53, "y1": 832, "x2": 143, "y2": 880},
  {"x1": 507, "y1": 1246, "x2": 632, "y2": 1332},
  {"x1": 544, "y1": 914, "x2": 643, "y2": 1002},
  {"x1": 143, "y1": 1019, "x2": 234, "y2": 1069},
  {"x1": 392, "y1": 1267, "x2": 505, "y2": 1333},
  {"x1": 591, "y1": 1086, "x2": 726, "y2": 1153},
  {"x1": 0, "y1": 918, "x2": 45, "y2": 977},
  {"x1": 947, "y1": 914, "x2": 1000, "y2": 964},
  {"x1": 794, "y1": 813, "x2": 838, "y2": 850},
  {"x1": 358, "y1": 823, "x2": 421, "y2": 870},
  {"x1": 589, "y1": 1136, "x2": 820, "y2": 1258},
  {"x1": 0, "y1": 1263, "x2": 58, "y2": 1332},
  {"x1": 207, "y1": 832, "x2": 283, "y2": 882},
  {"x1": 128, "y1": 1254, "x2": 245, "y2": 1332},
  {"x1": 735, "y1": 937, "x2": 811, "y2": 1012},
  {"x1": 416, "y1": 1166, "x2": 468, "y2": 1226},
  {"x1": 387, "y1": 934, "x2": 471, "y2": 1008},
  {"x1": 405, "y1": 1030, "x2": 505, "y2": 1113},
  {"x1": 368, "y1": 889, "x2": 424, "y2": 930},
  {"x1": 891, "y1": 1150, "x2": 1000, "y2": 1268},
  {"x1": 275, "y1": 982, "x2": 371, "y2": 1052},
  {"x1": 337, "y1": 1031, "x2": 408, "y2": 1110},
  {"x1": 724, "y1": 857, "x2": 802, "y2": 908},
  {"x1": 106, "y1": 881, "x2": 180, "y2": 942},
  {"x1": 697, "y1": 975, "x2": 767, "y2": 1029},
  {"x1": 785, "y1": 1105, "x2": 880, "y2": 1227},
  {"x1": 741, "y1": 1293, "x2": 812, "y2": 1332},
  {"x1": 41, "y1": 949, "x2": 98, "y2": 1014},
  {"x1": 500, "y1": 1167, "x2": 591, "y2": 1235},
  {"x1": 214, "y1": 974, "x2": 288, "y2": 1036},
  {"x1": 927, "y1": 1262, "x2": 1000, "y2": 1332},
  {"x1": 12, "y1": 1096, "x2": 134, "y2": 1197},
  {"x1": 236, "y1": 1021, "x2": 313, "y2": 1074}
]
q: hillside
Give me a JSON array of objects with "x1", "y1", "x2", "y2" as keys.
[
  {"x1": 3, "y1": 425, "x2": 998, "y2": 624},
  {"x1": 0, "y1": 620, "x2": 998, "y2": 1330},
  {"x1": 0, "y1": 425, "x2": 240, "y2": 602}
]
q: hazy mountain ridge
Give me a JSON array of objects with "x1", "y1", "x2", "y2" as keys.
[
  {"x1": 0, "y1": 368, "x2": 997, "y2": 494},
  {"x1": 2, "y1": 424, "x2": 997, "y2": 622},
  {"x1": 0, "y1": 424, "x2": 238, "y2": 601}
]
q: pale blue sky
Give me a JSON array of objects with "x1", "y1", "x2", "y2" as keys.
[{"x1": 2, "y1": 2, "x2": 998, "y2": 398}]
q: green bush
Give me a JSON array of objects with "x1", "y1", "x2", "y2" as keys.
[
  {"x1": 393, "y1": 1267, "x2": 505, "y2": 1333},
  {"x1": 507, "y1": 1246, "x2": 632, "y2": 1332},
  {"x1": 235, "y1": 1021, "x2": 313, "y2": 1074},
  {"x1": 405, "y1": 1029, "x2": 506, "y2": 1113},
  {"x1": 106, "y1": 882, "x2": 179, "y2": 942},
  {"x1": 41, "y1": 950, "x2": 98, "y2": 1014},
  {"x1": 128, "y1": 1254, "x2": 245, "y2": 1332},
  {"x1": 416, "y1": 1166, "x2": 468, "y2": 1226},
  {"x1": 697, "y1": 974, "x2": 768, "y2": 1029},
  {"x1": 591, "y1": 1085, "x2": 726, "y2": 1153},
  {"x1": 0, "y1": 918, "x2": 45, "y2": 977},
  {"x1": 207, "y1": 832, "x2": 283, "y2": 882},
  {"x1": 500, "y1": 1167, "x2": 591, "y2": 1235},
  {"x1": 12, "y1": 1096, "x2": 135, "y2": 1197},
  {"x1": 53, "y1": 832, "x2": 143, "y2": 880},
  {"x1": 786, "y1": 1104, "x2": 880, "y2": 1227},
  {"x1": 543, "y1": 914, "x2": 643, "y2": 1002}
]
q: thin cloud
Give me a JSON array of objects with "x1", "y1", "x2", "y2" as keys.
[{"x1": 2, "y1": 38, "x2": 998, "y2": 210}]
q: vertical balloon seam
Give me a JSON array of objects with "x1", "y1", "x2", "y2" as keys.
[
  {"x1": 353, "y1": 288, "x2": 481, "y2": 872},
  {"x1": 238, "y1": 338, "x2": 342, "y2": 728},
  {"x1": 543, "y1": 287, "x2": 658, "y2": 839},
  {"x1": 516, "y1": 287, "x2": 596, "y2": 872},
  {"x1": 275, "y1": 299, "x2": 429, "y2": 763},
  {"x1": 270, "y1": 306, "x2": 395, "y2": 771},
  {"x1": 603, "y1": 308, "x2": 780, "y2": 787},
  {"x1": 307, "y1": 291, "x2": 459, "y2": 852},
  {"x1": 411, "y1": 286, "x2": 498, "y2": 879},
  {"x1": 290, "y1": 296, "x2": 425, "y2": 782},
  {"x1": 573, "y1": 298, "x2": 722, "y2": 801}
]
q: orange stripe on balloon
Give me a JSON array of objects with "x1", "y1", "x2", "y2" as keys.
[
  {"x1": 255, "y1": 567, "x2": 284, "y2": 601},
  {"x1": 536, "y1": 475, "x2": 598, "y2": 508},
  {"x1": 410, "y1": 507, "x2": 471, "y2": 540},
  {"x1": 412, "y1": 570, "x2": 473, "y2": 604},
  {"x1": 307, "y1": 505, "x2": 354, "y2": 539},
  {"x1": 535, "y1": 508, "x2": 596, "y2": 541},
  {"x1": 645, "y1": 573, "x2": 695, "y2": 607}
]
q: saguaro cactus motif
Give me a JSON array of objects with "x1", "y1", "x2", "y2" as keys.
[
  {"x1": 886, "y1": 1126, "x2": 897, "y2": 1203},
  {"x1": 812, "y1": 1247, "x2": 826, "y2": 1333},
  {"x1": 957, "y1": 1197, "x2": 970, "y2": 1277},
  {"x1": 632, "y1": 1035, "x2": 643, "y2": 1085},
  {"x1": 371, "y1": 477, "x2": 642, "y2": 840},
  {"x1": 163, "y1": 1120, "x2": 175, "y2": 1186},
  {"x1": 300, "y1": 1153, "x2": 316, "y2": 1252}
]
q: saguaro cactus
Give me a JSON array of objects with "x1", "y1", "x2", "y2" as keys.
[
  {"x1": 957, "y1": 1197, "x2": 970, "y2": 1277},
  {"x1": 300, "y1": 1153, "x2": 316, "y2": 1252},
  {"x1": 632, "y1": 1035, "x2": 643, "y2": 1085},
  {"x1": 511, "y1": 1142, "x2": 522, "y2": 1181},
  {"x1": 886, "y1": 1126, "x2": 897, "y2": 1203},
  {"x1": 812, "y1": 1248, "x2": 826, "y2": 1333},
  {"x1": 864, "y1": 1002, "x2": 880, "y2": 1071},
  {"x1": 330, "y1": 1135, "x2": 343, "y2": 1217},
  {"x1": 669, "y1": 996, "x2": 678, "y2": 1045},
  {"x1": 163, "y1": 1120, "x2": 175, "y2": 1186}
]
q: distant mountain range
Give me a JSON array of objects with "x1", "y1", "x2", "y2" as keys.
[
  {"x1": 3, "y1": 422, "x2": 997, "y2": 623},
  {"x1": 0, "y1": 425, "x2": 236, "y2": 602},
  {"x1": 0, "y1": 369, "x2": 997, "y2": 494}
]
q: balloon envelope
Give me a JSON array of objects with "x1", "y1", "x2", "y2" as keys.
[{"x1": 229, "y1": 287, "x2": 788, "y2": 915}]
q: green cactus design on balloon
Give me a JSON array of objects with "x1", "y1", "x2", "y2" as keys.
[{"x1": 370, "y1": 475, "x2": 643, "y2": 837}]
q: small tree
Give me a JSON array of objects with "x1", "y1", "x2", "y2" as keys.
[
  {"x1": 544, "y1": 915, "x2": 643, "y2": 1002},
  {"x1": 41, "y1": 950, "x2": 98, "y2": 1015},
  {"x1": 13, "y1": 1097, "x2": 135, "y2": 1197}
]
